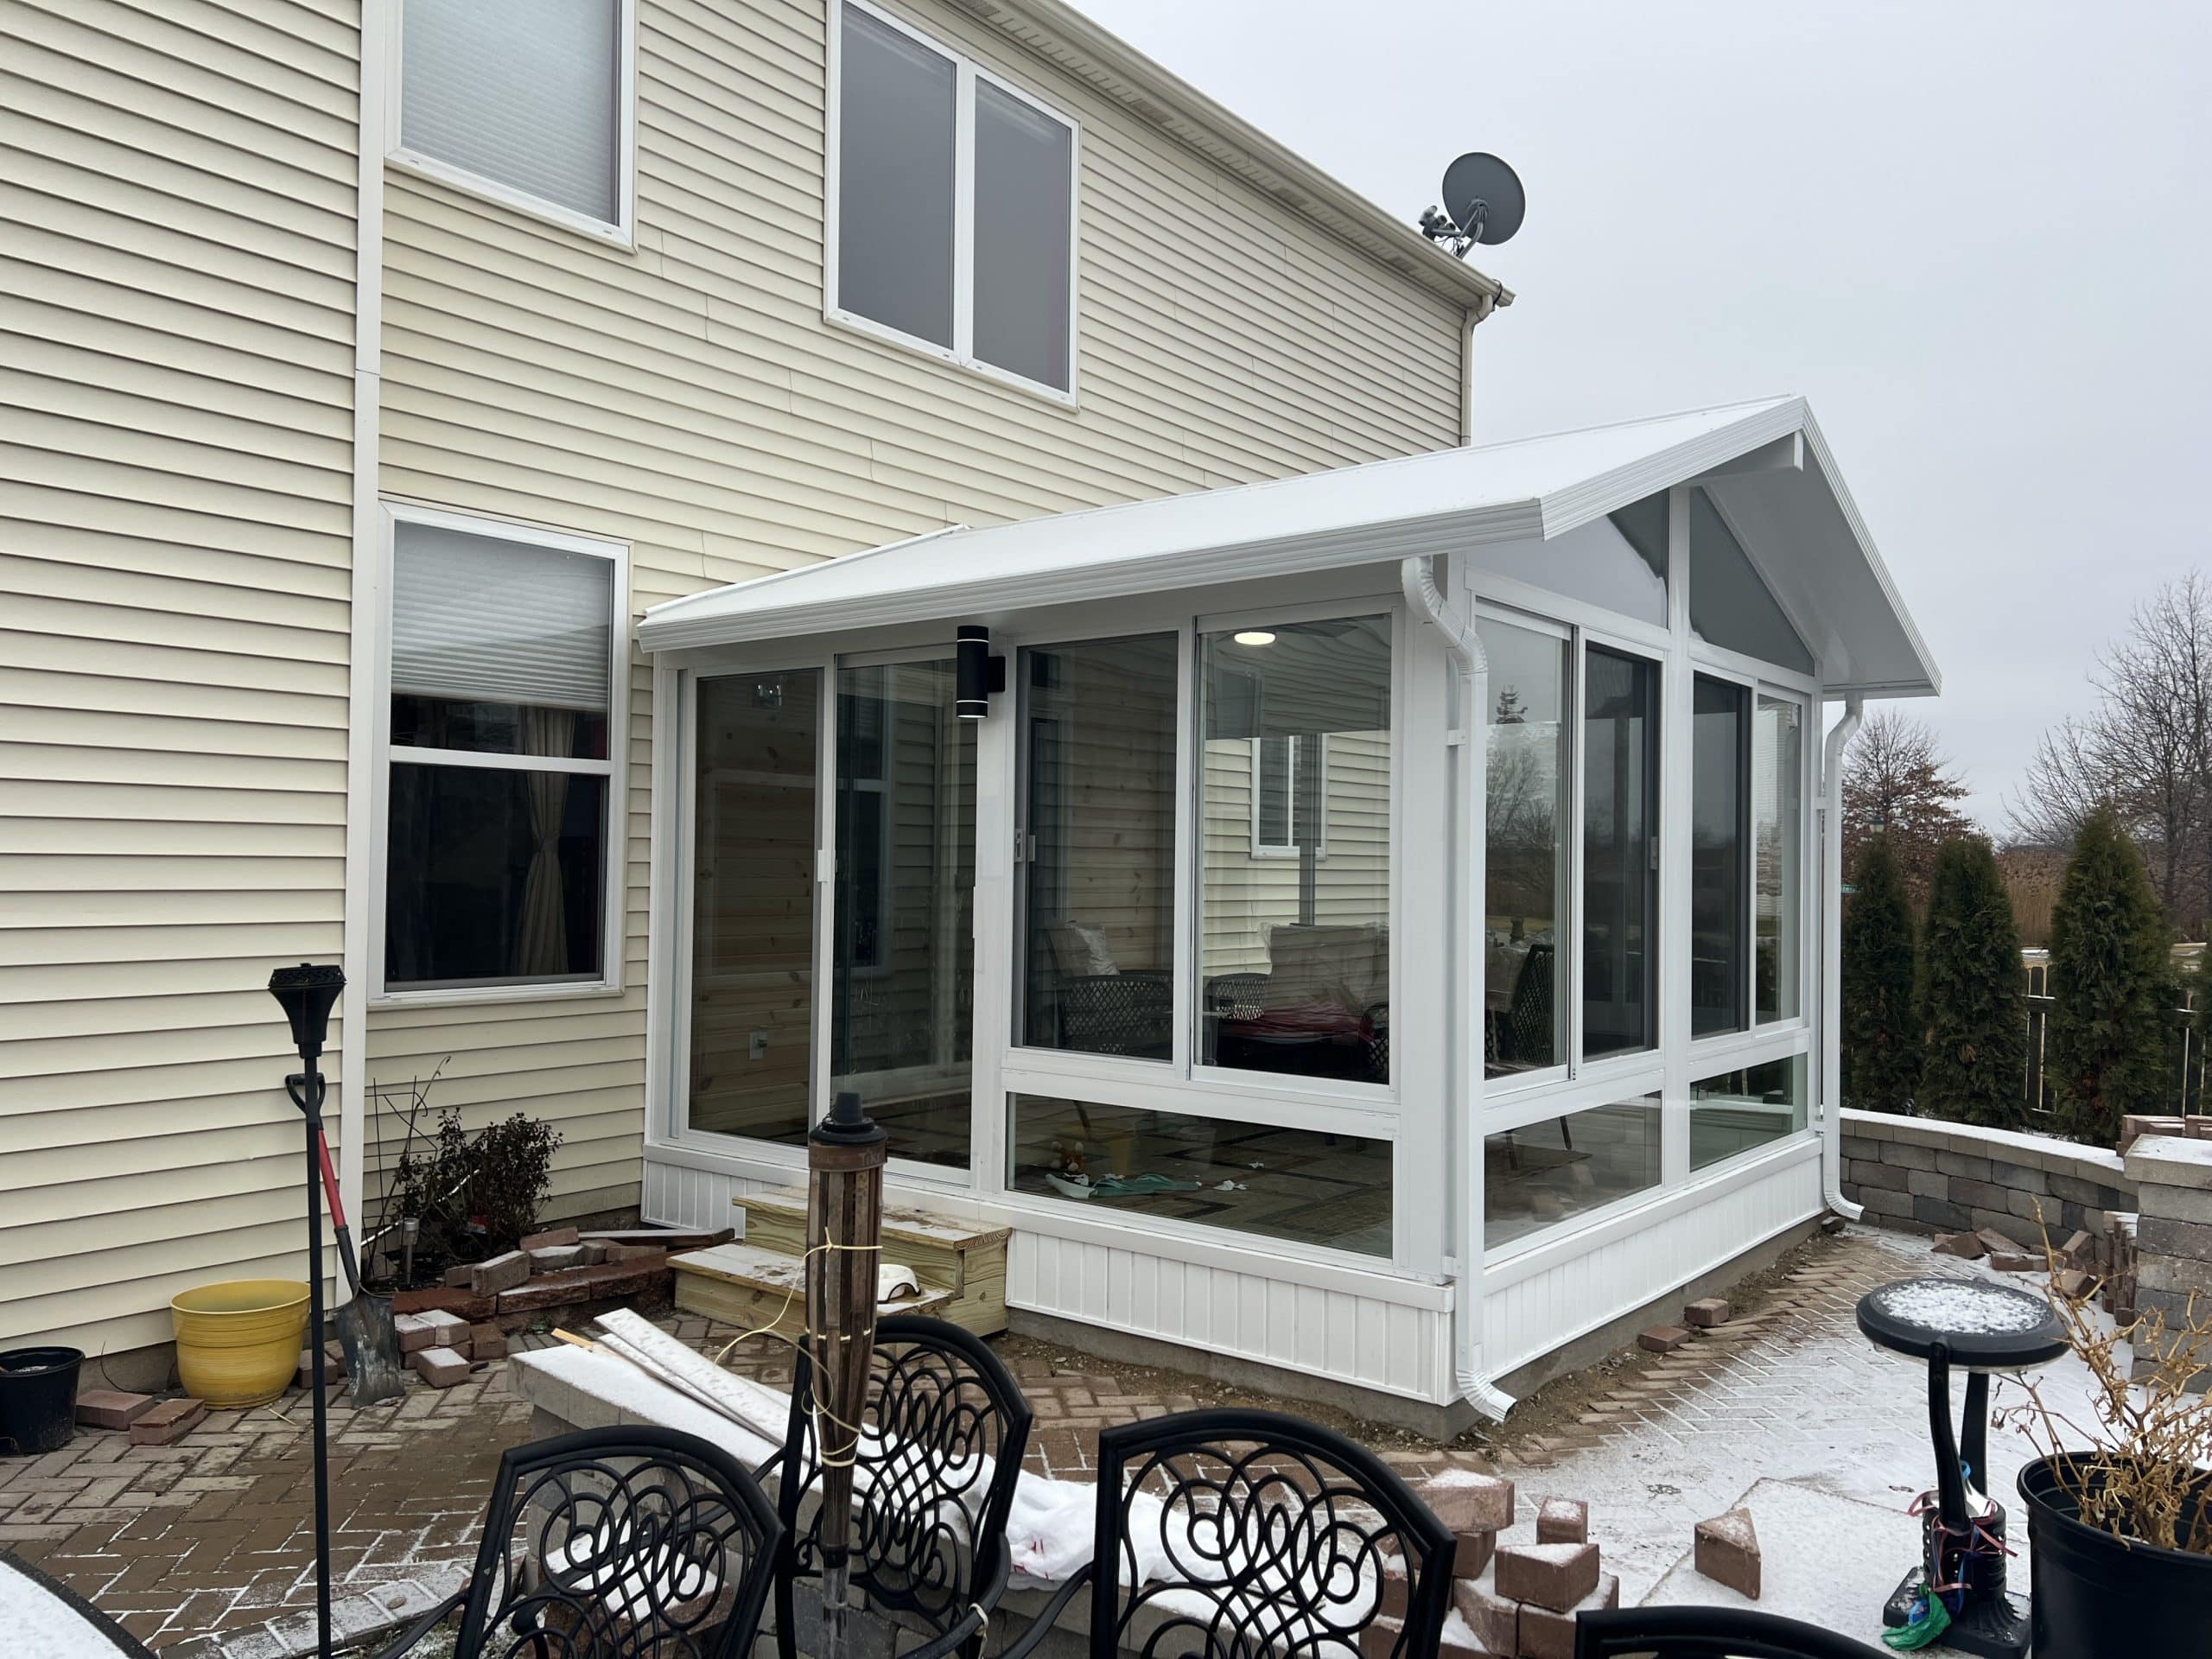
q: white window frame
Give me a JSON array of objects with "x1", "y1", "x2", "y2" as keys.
[
  {"x1": 1249, "y1": 734, "x2": 1328, "y2": 859},
  {"x1": 385, "y1": 0, "x2": 639, "y2": 249},
  {"x1": 371, "y1": 502, "x2": 630, "y2": 1007},
  {"x1": 1468, "y1": 480, "x2": 1825, "y2": 1258},
  {"x1": 824, "y1": 0, "x2": 1082, "y2": 404}
]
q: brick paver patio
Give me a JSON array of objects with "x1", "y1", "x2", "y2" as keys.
[{"x1": 0, "y1": 1225, "x2": 1981, "y2": 1653}]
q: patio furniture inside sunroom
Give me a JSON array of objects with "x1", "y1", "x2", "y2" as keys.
[{"x1": 633, "y1": 395, "x2": 1937, "y2": 1427}]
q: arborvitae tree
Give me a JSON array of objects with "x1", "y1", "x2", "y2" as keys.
[
  {"x1": 1841, "y1": 835, "x2": 1921, "y2": 1111},
  {"x1": 1919, "y1": 836, "x2": 2026, "y2": 1128},
  {"x1": 2045, "y1": 804, "x2": 2172, "y2": 1145}
]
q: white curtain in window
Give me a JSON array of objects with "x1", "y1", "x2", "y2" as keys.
[
  {"x1": 403, "y1": 0, "x2": 621, "y2": 223},
  {"x1": 391, "y1": 523, "x2": 612, "y2": 712}
]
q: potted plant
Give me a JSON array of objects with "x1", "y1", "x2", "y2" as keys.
[{"x1": 1999, "y1": 1275, "x2": 2211, "y2": 1657}]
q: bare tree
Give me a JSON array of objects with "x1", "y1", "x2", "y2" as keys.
[
  {"x1": 2010, "y1": 574, "x2": 2212, "y2": 933},
  {"x1": 1841, "y1": 709, "x2": 1972, "y2": 904}
]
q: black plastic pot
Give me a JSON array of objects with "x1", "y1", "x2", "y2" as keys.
[
  {"x1": 0, "y1": 1345, "x2": 84, "y2": 1457},
  {"x1": 2018, "y1": 1454, "x2": 2212, "y2": 1658}
]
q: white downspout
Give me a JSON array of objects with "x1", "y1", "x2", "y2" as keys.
[
  {"x1": 337, "y1": 1, "x2": 393, "y2": 1270},
  {"x1": 1820, "y1": 696, "x2": 1865, "y2": 1221},
  {"x1": 1402, "y1": 555, "x2": 1515, "y2": 1421}
]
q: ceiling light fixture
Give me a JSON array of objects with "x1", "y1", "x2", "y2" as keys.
[{"x1": 1233, "y1": 630, "x2": 1276, "y2": 647}]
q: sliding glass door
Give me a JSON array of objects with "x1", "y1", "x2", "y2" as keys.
[
  {"x1": 688, "y1": 669, "x2": 822, "y2": 1147},
  {"x1": 830, "y1": 660, "x2": 976, "y2": 1169},
  {"x1": 685, "y1": 658, "x2": 977, "y2": 1173}
]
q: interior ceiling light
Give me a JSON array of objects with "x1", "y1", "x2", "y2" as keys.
[{"x1": 1234, "y1": 631, "x2": 1276, "y2": 646}]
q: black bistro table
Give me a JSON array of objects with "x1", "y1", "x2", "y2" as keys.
[{"x1": 1855, "y1": 1276, "x2": 2069, "y2": 1658}]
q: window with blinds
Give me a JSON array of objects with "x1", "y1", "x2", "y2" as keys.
[
  {"x1": 381, "y1": 515, "x2": 623, "y2": 995},
  {"x1": 831, "y1": 1, "x2": 1077, "y2": 394},
  {"x1": 398, "y1": 0, "x2": 626, "y2": 230}
]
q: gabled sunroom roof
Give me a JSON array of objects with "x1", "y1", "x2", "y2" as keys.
[{"x1": 638, "y1": 396, "x2": 1938, "y2": 697}]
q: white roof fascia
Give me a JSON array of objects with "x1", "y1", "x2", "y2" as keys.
[{"x1": 636, "y1": 397, "x2": 1937, "y2": 699}]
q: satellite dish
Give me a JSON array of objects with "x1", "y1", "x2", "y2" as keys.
[{"x1": 1440, "y1": 152, "x2": 1525, "y2": 245}]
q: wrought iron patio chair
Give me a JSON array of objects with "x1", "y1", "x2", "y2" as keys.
[
  {"x1": 1573, "y1": 1605, "x2": 1890, "y2": 1658},
  {"x1": 760, "y1": 1314, "x2": 1033, "y2": 1659},
  {"x1": 999, "y1": 1407, "x2": 1456, "y2": 1659},
  {"x1": 372, "y1": 1425, "x2": 784, "y2": 1659}
]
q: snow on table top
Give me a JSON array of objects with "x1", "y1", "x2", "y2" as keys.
[
  {"x1": 1868, "y1": 1279, "x2": 2051, "y2": 1335},
  {"x1": 0, "y1": 1552, "x2": 148, "y2": 1658}
]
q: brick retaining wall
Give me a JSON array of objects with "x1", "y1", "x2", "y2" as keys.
[{"x1": 1839, "y1": 1109, "x2": 2135, "y2": 1248}]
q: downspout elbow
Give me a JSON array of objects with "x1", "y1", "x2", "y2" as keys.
[
  {"x1": 1821, "y1": 696, "x2": 1866, "y2": 1223},
  {"x1": 1402, "y1": 556, "x2": 1481, "y2": 676}
]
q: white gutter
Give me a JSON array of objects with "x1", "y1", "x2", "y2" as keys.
[
  {"x1": 337, "y1": 1, "x2": 393, "y2": 1270},
  {"x1": 1401, "y1": 556, "x2": 1515, "y2": 1421},
  {"x1": 1820, "y1": 696, "x2": 1865, "y2": 1221}
]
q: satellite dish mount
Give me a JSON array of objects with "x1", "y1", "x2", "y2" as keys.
[{"x1": 1421, "y1": 151, "x2": 1526, "y2": 257}]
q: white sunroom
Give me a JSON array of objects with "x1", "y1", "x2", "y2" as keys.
[{"x1": 632, "y1": 395, "x2": 1937, "y2": 1427}]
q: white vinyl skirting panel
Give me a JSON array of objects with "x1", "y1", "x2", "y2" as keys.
[
  {"x1": 645, "y1": 1138, "x2": 1821, "y2": 1406},
  {"x1": 1005, "y1": 1232, "x2": 1452, "y2": 1404},
  {"x1": 1479, "y1": 1138, "x2": 1824, "y2": 1379},
  {"x1": 644, "y1": 1152, "x2": 1454, "y2": 1402}
]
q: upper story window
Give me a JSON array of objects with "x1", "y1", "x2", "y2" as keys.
[
  {"x1": 831, "y1": 0, "x2": 1077, "y2": 396},
  {"x1": 379, "y1": 509, "x2": 626, "y2": 998},
  {"x1": 396, "y1": 0, "x2": 632, "y2": 238}
]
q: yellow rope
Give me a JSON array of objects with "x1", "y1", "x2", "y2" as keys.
[{"x1": 707, "y1": 1234, "x2": 883, "y2": 1465}]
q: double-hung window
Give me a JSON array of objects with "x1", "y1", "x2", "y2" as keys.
[
  {"x1": 394, "y1": 0, "x2": 633, "y2": 238},
  {"x1": 379, "y1": 509, "x2": 626, "y2": 998},
  {"x1": 830, "y1": 0, "x2": 1078, "y2": 396}
]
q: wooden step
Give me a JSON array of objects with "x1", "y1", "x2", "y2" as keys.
[
  {"x1": 734, "y1": 1189, "x2": 1009, "y2": 1338},
  {"x1": 671, "y1": 1243, "x2": 950, "y2": 1338}
]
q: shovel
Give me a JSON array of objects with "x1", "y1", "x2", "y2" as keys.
[{"x1": 312, "y1": 1128, "x2": 407, "y2": 1406}]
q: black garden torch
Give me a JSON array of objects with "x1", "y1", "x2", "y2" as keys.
[{"x1": 270, "y1": 962, "x2": 344, "y2": 1659}]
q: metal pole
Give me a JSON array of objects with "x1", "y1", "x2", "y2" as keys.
[{"x1": 301, "y1": 1072, "x2": 333, "y2": 1658}]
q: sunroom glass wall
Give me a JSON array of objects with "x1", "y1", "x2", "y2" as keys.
[
  {"x1": 1198, "y1": 617, "x2": 1392, "y2": 1085},
  {"x1": 1479, "y1": 618, "x2": 1570, "y2": 1078},
  {"x1": 831, "y1": 661, "x2": 976, "y2": 1170},
  {"x1": 1017, "y1": 635, "x2": 1179, "y2": 1060},
  {"x1": 1583, "y1": 646, "x2": 1660, "y2": 1059}
]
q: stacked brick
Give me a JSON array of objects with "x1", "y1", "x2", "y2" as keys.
[
  {"x1": 2117, "y1": 1115, "x2": 2212, "y2": 1154},
  {"x1": 388, "y1": 1226, "x2": 726, "y2": 1326},
  {"x1": 390, "y1": 1312, "x2": 507, "y2": 1389},
  {"x1": 1367, "y1": 1474, "x2": 1617, "y2": 1659},
  {"x1": 2122, "y1": 1135, "x2": 2212, "y2": 1393}
]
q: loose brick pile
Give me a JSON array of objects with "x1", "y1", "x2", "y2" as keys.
[
  {"x1": 1363, "y1": 1472, "x2": 1617, "y2": 1659},
  {"x1": 1932, "y1": 1217, "x2": 2138, "y2": 1319},
  {"x1": 387, "y1": 1225, "x2": 729, "y2": 1327}
]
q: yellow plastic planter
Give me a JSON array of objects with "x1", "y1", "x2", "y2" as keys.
[{"x1": 169, "y1": 1280, "x2": 310, "y2": 1408}]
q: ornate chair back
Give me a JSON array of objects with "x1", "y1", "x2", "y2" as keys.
[
  {"x1": 775, "y1": 1313, "x2": 1034, "y2": 1659},
  {"x1": 1573, "y1": 1605, "x2": 1890, "y2": 1657},
  {"x1": 448, "y1": 1425, "x2": 783, "y2": 1659},
  {"x1": 1088, "y1": 1408, "x2": 1455, "y2": 1659}
]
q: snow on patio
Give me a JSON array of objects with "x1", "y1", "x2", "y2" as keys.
[{"x1": 1477, "y1": 1225, "x2": 2107, "y2": 1653}]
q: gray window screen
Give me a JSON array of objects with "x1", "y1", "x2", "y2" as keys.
[
  {"x1": 837, "y1": 5, "x2": 957, "y2": 350},
  {"x1": 401, "y1": 0, "x2": 623, "y2": 226},
  {"x1": 973, "y1": 78, "x2": 1073, "y2": 389}
]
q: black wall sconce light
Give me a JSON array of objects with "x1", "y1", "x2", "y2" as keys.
[{"x1": 956, "y1": 624, "x2": 1005, "y2": 721}]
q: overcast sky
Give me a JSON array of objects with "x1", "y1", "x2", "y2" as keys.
[{"x1": 1078, "y1": 0, "x2": 2212, "y2": 827}]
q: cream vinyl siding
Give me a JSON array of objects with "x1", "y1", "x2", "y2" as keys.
[
  {"x1": 372, "y1": 0, "x2": 1462, "y2": 1211},
  {"x1": 0, "y1": 0, "x2": 360, "y2": 1357}
]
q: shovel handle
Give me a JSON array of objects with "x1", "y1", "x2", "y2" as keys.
[
  {"x1": 314, "y1": 1131, "x2": 348, "y2": 1230},
  {"x1": 312, "y1": 1128, "x2": 365, "y2": 1297}
]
